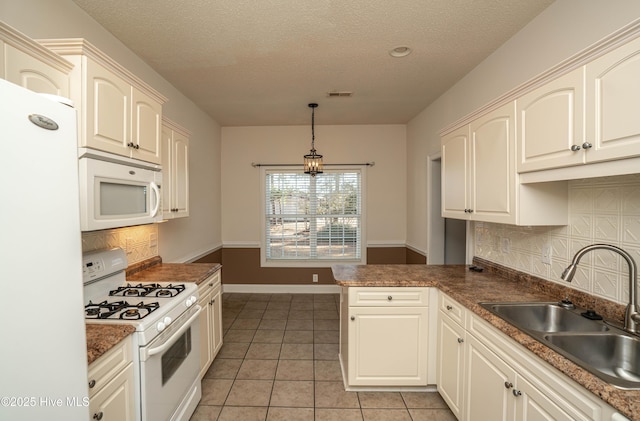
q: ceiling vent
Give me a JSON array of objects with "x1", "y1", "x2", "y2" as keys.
[{"x1": 327, "y1": 91, "x2": 353, "y2": 98}]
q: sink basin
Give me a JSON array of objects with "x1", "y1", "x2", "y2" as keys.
[
  {"x1": 544, "y1": 333, "x2": 640, "y2": 389},
  {"x1": 480, "y1": 302, "x2": 609, "y2": 333}
]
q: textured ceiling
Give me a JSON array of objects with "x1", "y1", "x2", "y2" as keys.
[{"x1": 71, "y1": 0, "x2": 554, "y2": 126}]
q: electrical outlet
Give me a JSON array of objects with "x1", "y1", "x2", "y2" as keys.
[
  {"x1": 312, "y1": 274, "x2": 318, "y2": 283},
  {"x1": 501, "y1": 238, "x2": 511, "y2": 254},
  {"x1": 542, "y1": 243, "x2": 552, "y2": 265}
]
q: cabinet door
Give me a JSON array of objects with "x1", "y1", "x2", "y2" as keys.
[
  {"x1": 348, "y1": 306, "x2": 428, "y2": 386},
  {"x1": 516, "y1": 68, "x2": 585, "y2": 172},
  {"x1": 84, "y1": 59, "x2": 131, "y2": 155},
  {"x1": 437, "y1": 312, "x2": 466, "y2": 419},
  {"x1": 211, "y1": 286, "x2": 223, "y2": 358},
  {"x1": 585, "y1": 36, "x2": 640, "y2": 163},
  {"x1": 515, "y1": 375, "x2": 582, "y2": 421},
  {"x1": 160, "y1": 126, "x2": 174, "y2": 218},
  {"x1": 470, "y1": 102, "x2": 515, "y2": 224},
  {"x1": 171, "y1": 132, "x2": 190, "y2": 217},
  {"x1": 198, "y1": 288, "x2": 214, "y2": 379},
  {"x1": 465, "y1": 334, "x2": 515, "y2": 421},
  {"x1": 131, "y1": 87, "x2": 162, "y2": 164},
  {"x1": 4, "y1": 44, "x2": 69, "y2": 96},
  {"x1": 89, "y1": 363, "x2": 136, "y2": 421},
  {"x1": 442, "y1": 125, "x2": 471, "y2": 219}
]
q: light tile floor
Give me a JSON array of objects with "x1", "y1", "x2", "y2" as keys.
[{"x1": 190, "y1": 292, "x2": 456, "y2": 421}]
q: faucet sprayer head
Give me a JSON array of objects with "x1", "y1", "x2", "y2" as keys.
[{"x1": 560, "y1": 264, "x2": 576, "y2": 282}]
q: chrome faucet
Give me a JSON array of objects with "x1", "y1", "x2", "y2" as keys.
[{"x1": 561, "y1": 244, "x2": 640, "y2": 334}]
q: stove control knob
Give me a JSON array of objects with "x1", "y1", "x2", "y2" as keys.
[
  {"x1": 157, "y1": 321, "x2": 166, "y2": 332},
  {"x1": 185, "y1": 296, "x2": 197, "y2": 307},
  {"x1": 164, "y1": 316, "x2": 172, "y2": 326}
]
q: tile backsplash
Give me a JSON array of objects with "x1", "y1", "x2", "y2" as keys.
[
  {"x1": 81, "y1": 224, "x2": 159, "y2": 265},
  {"x1": 475, "y1": 174, "x2": 640, "y2": 306}
]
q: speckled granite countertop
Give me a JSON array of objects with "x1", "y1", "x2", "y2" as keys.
[
  {"x1": 86, "y1": 324, "x2": 135, "y2": 365},
  {"x1": 85, "y1": 260, "x2": 222, "y2": 365},
  {"x1": 127, "y1": 262, "x2": 221, "y2": 285},
  {"x1": 332, "y1": 258, "x2": 638, "y2": 421}
]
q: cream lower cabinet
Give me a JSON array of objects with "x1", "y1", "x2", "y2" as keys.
[
  {"x1": 437, "y1": 293, "x2": 628, "y2": 421},
  {"x1": 437, "y1": 294, "x2": 467, "y2": 419},
  {"x1": 161, "y1": 118, "x2": 190, "y2": 219},
  {"x1": 87, "y1": 336, "x2": 136, "y2": 421},
  {"x1": 197, "y1": 270, "x2": 223, "y2": 379},
  {"x1": 340, "y1": 287, "x2": 430, "y2": 387}
]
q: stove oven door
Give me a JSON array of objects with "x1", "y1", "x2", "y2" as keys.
[{"x1": 139, "y1": 305, "x2": 202, "y2": 421}]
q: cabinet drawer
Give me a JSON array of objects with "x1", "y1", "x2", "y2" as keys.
[
  {"x1": 348, "y1": 287, "x2": 429, "y2": 307},
  {"x1": 439, "y1": 293, "x2": 466, "y2": 327},
  {"x1": 87, "y1": 335, "x2": 132, "y2": 398},
  {"x1": 197, "y1": 270, "x2": 221, "y2": 296}
]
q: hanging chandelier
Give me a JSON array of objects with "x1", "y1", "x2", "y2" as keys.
[{"x1": 303, "y1": 103, "x2": 323, "y2": 177}]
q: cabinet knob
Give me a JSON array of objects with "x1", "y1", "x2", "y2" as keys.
[
  {"x1": 93, "y1": 412, "x2": 104, "y2": 420},
  {"x1": 387, "y1": 296, "x2": 393, "y2": 301},
  {"x1": 513, "y1": 389, "x2": 522, "y2": 397},
  {"x1": 570, "y1": 144, "x2": 581, "y2": 151},
  {"x1": 504, "y1": 381, "x2": 513, "y2": 389},
  {"x1": 88, "y1": 379, "x2": 96, "y2": 388},
  {"x1": 209, "y1": 283, "x2": 214, "y2": 287},
  {"x1": 582, "y1": 142, "x2": 593, "y2": 149},
  {"x1": 446, "y1": 305, "x2": 453, "y2": 311},
  {"x1": 350, "y1": 316, "x2": 355, "y2": 321},
  {"x1": 457, "y1": 337, "x2": 464, "y2": 344}
]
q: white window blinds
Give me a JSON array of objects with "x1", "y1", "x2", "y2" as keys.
[{"x1": 265, "y1": 169, "x2": 362, "y2": 261}]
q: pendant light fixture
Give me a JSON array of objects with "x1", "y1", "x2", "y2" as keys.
[{"x1": 303, "y1": 103, "x2": 323, "y2": 177}]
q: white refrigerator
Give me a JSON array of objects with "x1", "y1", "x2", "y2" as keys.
[{"x1": 0, "y1": 79, "x2": 89, "y2": 420}]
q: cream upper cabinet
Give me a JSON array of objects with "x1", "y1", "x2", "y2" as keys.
[
  {"x1": 40, "y1": 39, "x2": 167, "y2": 164},
  {"x1": 132, "y1": 87, "x2": 162, "y2": 163},
  {"x1": 443, "y1": 102, "x2": 515, "y2": 223},
  {"x1": 442, "y1": 125, "x2": 471, "y2": 220},
  {"x1": 84, "y1": 59, "x2": 131, "y2": 155},
  {"x1": 442, "y1": 101, "x2": 568, "y2": 226},
  {"x1": 585, "y1": 36, "x2": 640, "y2": 164},
  {"x1": 518, "y1": 36, "x2": 640, "y2": 174},
  {"x1": 470, "y1": 102, "x2": 516, "y2": 223},
  {"x1": 1, "y1": 22, "x2": 73, "y2": 96},
  {"x1": 161, "y1": 118, "x2": 190, "y2": 219},
  {"x1": 516, "y1": 68, "x2": 585, "y2": 173}
]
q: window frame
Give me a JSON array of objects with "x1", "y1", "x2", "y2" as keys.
[{"x1": 260, "y1": 166, "x2": 367, "y2": 268}]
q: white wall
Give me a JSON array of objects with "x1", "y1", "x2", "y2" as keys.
[
  {"x1": 0, "y1": 0, "x2": 222, "y2": 263},
  {"x1": 222, "y1": 125, "x2": 407, "y2": 247},
  {"x1": 407, "y1": 0, "x2": 640, "y2": 255}
]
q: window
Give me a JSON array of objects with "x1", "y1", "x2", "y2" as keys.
[{"x1": 263, "y1": 169, "x2": 363, "y2": 265}]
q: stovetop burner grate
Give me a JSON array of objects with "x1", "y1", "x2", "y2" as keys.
[
  {"x1": 85, "y1": 299, "x2": 160, "y2": 320},
  {"x1": 109, "y1": 283, "x2": 186, "y2": 298}
]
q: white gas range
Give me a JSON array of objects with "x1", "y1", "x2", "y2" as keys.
[{"x1": 83, "y1": 248, "x2": 201, "y2": 421}]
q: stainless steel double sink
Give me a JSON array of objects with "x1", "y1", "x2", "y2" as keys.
[{"x1": 480, "y1": 302, "x2": 640, "y2": 389}]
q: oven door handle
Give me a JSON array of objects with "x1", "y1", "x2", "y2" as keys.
[{"x1": 144, "y1": 305, "x2": 202, "y2": 358}]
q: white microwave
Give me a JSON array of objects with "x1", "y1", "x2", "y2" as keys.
[{"x1": 78, "y1": 149, "x2": 162, "y2": 231}]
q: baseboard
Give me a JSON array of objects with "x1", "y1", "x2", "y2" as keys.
[{"x1": 222, "y1": 284, "x2": 341, "y2": 294}]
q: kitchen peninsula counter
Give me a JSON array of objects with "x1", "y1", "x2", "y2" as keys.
[{"x1": 332, "y1": 260, "x2": 638, "y2": 420}]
